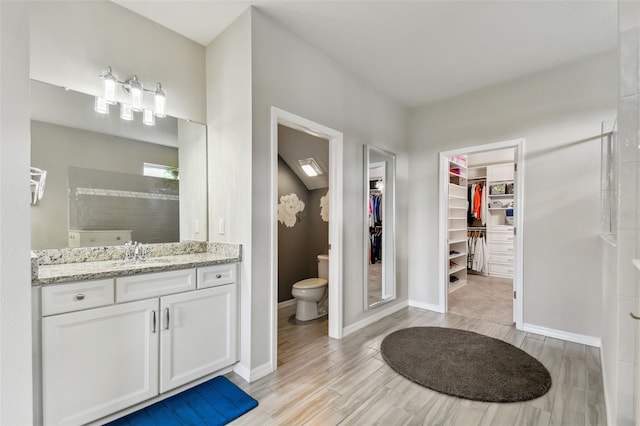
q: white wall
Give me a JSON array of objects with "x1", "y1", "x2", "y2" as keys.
[
  {"x1": 408, "y1": 51, "x2": 617, "y2": 339},
  {"x1": 0, "y1": 1, "x2": 33, "y2": 423},
  {"x1": 250, "y1": 9, "x2": 409, "y2": 369},
  {"x1": 30, "y1": 1, "x2": 206, "y2": 123},
  {"x1": 205, "y1": 10, "x2": 253, "y2": 377}
]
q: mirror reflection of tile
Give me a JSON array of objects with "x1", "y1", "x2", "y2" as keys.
[{"x1": 68, "y1": 167, "x2": 179, "y2": 244}]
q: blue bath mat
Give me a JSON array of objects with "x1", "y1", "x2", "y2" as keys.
[{"x1": 106, "y1": 376, "x2": 258, "y2": 426}]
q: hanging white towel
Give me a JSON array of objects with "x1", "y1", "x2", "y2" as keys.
[{"x1": 481, "y1": 184, "x2": 488, "y2": 226}]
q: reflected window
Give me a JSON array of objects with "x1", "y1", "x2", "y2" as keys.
[{"x1": 144, "y1": 162, "x2": 179, "y2": 180}]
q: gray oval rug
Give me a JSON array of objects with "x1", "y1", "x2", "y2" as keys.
[{"x1": 380, "y1": 327, "x2": 551, "y2": 402}]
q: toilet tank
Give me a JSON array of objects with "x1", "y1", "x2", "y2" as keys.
[{"x1": 317, "y1": 254, "x2": 329, "y2": 280}]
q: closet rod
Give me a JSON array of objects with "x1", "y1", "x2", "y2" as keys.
[{"x1": 468, "y1": 227, "x2": 486, "y2": 230}]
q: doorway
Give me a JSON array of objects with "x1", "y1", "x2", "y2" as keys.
[
  {"x1": 439, "y1": 139, "x2": 524, "y2": 329},
  {"x1": 270, "y1": 108, "x2": 344, "y2": 371}
]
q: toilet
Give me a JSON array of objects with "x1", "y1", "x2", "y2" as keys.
[{"x1": 291, "y1": 254, "x2": 329, "y2": 321}]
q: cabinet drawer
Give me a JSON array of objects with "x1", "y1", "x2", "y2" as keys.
[
  {"x1": 42, "y1": 279, "x2": 114, "y2": 316},
  {"x1": 488, "y1": 231, "x2": 514, "y2": 243},
  {"x1": 197, "y1": 263, "x2": 237, "y2": 289},
  {"x1": 489, "y1": 253, "x2": 514, "y2": 264},
  {"x1": 116, "y1": 269, "x2": 196, "y2": 302},
  {"x1": 489, "y1": 263, "x2": 514, "y2": 276},
  {"x1": 489, "y1": 243, "x2": 514, "y2": 255}
]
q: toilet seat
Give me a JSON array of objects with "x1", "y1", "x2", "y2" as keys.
[{"x1": 293, "y1": 278, "x2": 328, "y2": 289}]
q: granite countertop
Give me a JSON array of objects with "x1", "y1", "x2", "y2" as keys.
[{"x1": 32, "y1": 241, "x2": 241, "y2": 285}]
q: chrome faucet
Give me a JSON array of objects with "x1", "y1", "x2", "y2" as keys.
[
  {"x1": 134, "y1": 241, "x2": 147, "y2": 261},
  {"x1": 124, "y1": 241, "x2": 147, "y2": 261}
]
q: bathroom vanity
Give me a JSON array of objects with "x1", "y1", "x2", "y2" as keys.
[{"x1": 31, "y1": 242, "x2": 241, "y2": 426}]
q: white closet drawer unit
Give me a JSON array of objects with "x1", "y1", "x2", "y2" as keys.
[
  {"x1": 42, "y1": 279, "x2": 114, "y2": 316},
  {"x1": 489, "y1": 243, "x2": 514, "y2": 255},
  {"x1": 488, "y1": 231, "x2": 514, "y2": 243},
  {"x1": 116, "y1": 269, "x2": 196, "y2": 303},
  {"x1": 490, "y1": 253, "x2": 514, "y2": 264},
  {"x1": 197, "y1": 264, "x2": 237, "y2": 289},
  {"x1": 489, "y1": 263, "x2": 515, "y2": 276}
]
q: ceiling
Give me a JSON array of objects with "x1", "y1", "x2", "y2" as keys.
[
  {"x1": 278, "y1": 125, "x2": 329, "y2": 190},
  {"x1": 113, "y1": 1, "x2": 618, "y2": 108}
]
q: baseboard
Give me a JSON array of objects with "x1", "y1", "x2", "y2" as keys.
[
  {"x1": 522, "y1": 323, "x2": 601, "y2": 347},
  {"x1": 232, "y1": 362, "x2": 251, "y2": 382},
  {"x1": 599, "y1": 346, "x2": 615, "y2": 426},
  {"x1": 342, "y1": 300, "x2": 408, "y2": 337},
  {"x1": 232, "y1": 360, "x2": 274, "y2": 383},
  {"x1": 408, "y1": 299, "x2": 445, "y2": 313},
  {"x1": 249, "y1": 361, "x2": 274, "y2": 382},
  {"x1": 278, "y1": 299, "x2": 296, "y2": 308}
]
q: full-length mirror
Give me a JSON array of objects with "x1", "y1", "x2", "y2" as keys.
[
  {"x1": 364, "y1": 145, "x2": 396, "y2": 309},
  {"x1": 30, "y1": 80, "x2": 208, "y2": 249}
]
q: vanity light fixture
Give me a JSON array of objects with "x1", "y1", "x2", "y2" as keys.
[
  {"x1": 154, "y1": 83, "x2": 166, "y2": 117},
  {"x1": 120, "y1": 103, "x2": 133, "y2": 121},
  {"x1": 298, "y1": 158, "x2": 324, "y2": 177},
  {"x1": 96, "y1": 66, "x2": 167, "y2": 125},
  {"x1": 142, "y1": 109, "x2": 155, "y2": 126}
]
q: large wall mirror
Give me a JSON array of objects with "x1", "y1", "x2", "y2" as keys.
[
  {"x1": 364, "y1": 145, "x2": 396, "y2": 309},
  {"x1": 30, "y1": 80, "x2": 208, "y2": 249}
]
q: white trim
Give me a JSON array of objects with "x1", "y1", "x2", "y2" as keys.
[
  {"x1": 278, "y1": 299, "x2": 296, "y2": 308},
  {"x1": 523, "y1": 323, "x2": 601, "y2": 347},
  {"x1": 231, "y1": 362, "x2": 251, "y2": 382},
  {"x1": 408, "y1": 299, "x2": 445, "y2": 313},
  {"x1": 248, "y1": 362, "x2": 275, "y2": 382},
  {"x1": 270, "y1": 107, "x2": 344, "y2": 376},
  {"x1": 438, "y1": 138, "x2": 525, "y2": 330},
  {"x1": 599, "y1": 346, "x2": 614, "y2": 426},
  {"x1": 342, "y1": 301, "x2": 408, "y2": 337}
]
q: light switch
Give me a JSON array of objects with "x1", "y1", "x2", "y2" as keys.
[
  {"x1": 218, "y1": 219, "x2": 225, "y2": 235},
  {"x1": 194, "y1": 219, "x2": 200, "y2": 234}
]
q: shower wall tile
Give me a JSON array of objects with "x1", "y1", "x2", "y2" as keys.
[
  {"x1": 617, "y1": 95, "x2": 639, "y2": 162},
  {"x1": 617, "y1": 162, "x2": 637, "y2": 229},
  {"x1": 618, "y1": 295, "x2": 639, "y2": 363},
  {"x1": 618, "y1": 229, "x2": 638, "y2": 296},
  {"x1": 620, "y1": 28, "x2": 639, "y2": 98}
]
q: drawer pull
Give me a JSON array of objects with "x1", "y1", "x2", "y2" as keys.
[
  {"x1": 165, "y1": 308, "x2": 170, "y2": 330},
  {"x1": 215, "y1": 274, "x2": 222, "y2": 279},
  {"x1": 152, "y1": 310, "x2": 157, "y2": 333},
  {"x1": 74, "y1": 294, "x2": 85, "y2": 301}
]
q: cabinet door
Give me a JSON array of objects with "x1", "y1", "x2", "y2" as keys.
[
  {"x1": 487, "y1": 163, "x2": 514, "y2": 182},
  {"x1": 160, "y1": 285, "x2": 237, "y2": 392},
  {"x1": 42, "y1": 299, "x2": 159, "y2": 426}
]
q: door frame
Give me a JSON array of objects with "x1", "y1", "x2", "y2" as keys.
[
  {"x1": 270, "y1": 107, "x2": 344, "y2": 369},
  {"x1": 438, "y1": 138, "x2": 525, "y2": 329}
]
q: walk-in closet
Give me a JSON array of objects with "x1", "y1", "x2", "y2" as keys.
[{"x1": 447, "y1": 149, "x2": 516, "y2": 325}]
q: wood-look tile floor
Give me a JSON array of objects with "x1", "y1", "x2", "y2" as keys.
[{"x1": 227, "y1": 305, "x2": 606, "y2": 425}]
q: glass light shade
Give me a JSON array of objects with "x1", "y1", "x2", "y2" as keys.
[
  {"x1": 143, "y1": 109, "x2": 155, "y2": 126},
  {"x1": 129, "y1": 76, "x2": 143, "y2": 111},
  {"x1": 94, "y1": 96, "x2": 109, "y2": 114},
  {"x1": 103, "y1": 67, "x2": 117, "y2": 105},
  {"x1": 120, "y1": 103, "x2": 133, "y2": 121},
  {"x1": 154, "y1": 83, "x2": 166, "y2": 117}
]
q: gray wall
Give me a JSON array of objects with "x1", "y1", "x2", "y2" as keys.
[
  {"x1": 277, "y1": 156, "x2": 328, "y2": 302},
  {"x1": 31, "y1": 120, "x2": 178, "y2": 249},
  {"x1": 408, "y1": 51, "x2": 617, "y2": 338}
]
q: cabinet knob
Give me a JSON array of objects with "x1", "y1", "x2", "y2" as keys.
[
  {"x1": 74, "y1": 294, "x2": 85, "y2": 301},
  {"x1": 216, "y1": 274, "x2": 222, "y2": 279}
]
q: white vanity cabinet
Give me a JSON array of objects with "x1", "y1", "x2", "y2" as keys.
[
  {"x1": 160, "y1": 284, "x2": 237, "y2": 392},
  {"x1": 39, "y1": 263, "x2": 238, "y2": 426},
  {"x1": 42, "y1": 298, "x2": 159, "y2": 426}
]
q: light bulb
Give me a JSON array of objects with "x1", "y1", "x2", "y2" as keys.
[
  {"x1": 103, "y1": 67, "x2": 117, "y2": 105},
  {"x1": 129, "y1": 76, "x2": 143, "y2": 111},
  {"x1": 120, "y1": 103, "x2": 133, "y2": 121},
  {"x1": 94, "y1": 96, "x2": 109, "y2": 114},
  {"x1": 143, "y1": 109, "x2": 155, "y2": 126},
  {"x1": 154, "y1": 83, "x2": 166, "y2": 117}
]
